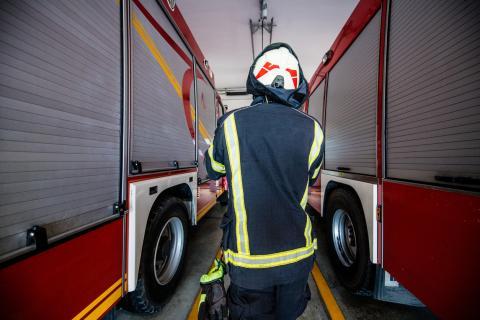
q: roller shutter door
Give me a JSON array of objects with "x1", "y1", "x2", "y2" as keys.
[
  {"x1": 325, "y1": 11, "x2": 380, "y2": 175},
  {"x1": 131, "y1": 0, "x2": 196, "y2": 172},
  {"x1": 308, "y1": 80, "x2": 325, "y2": 125},
  {"x1": 386, "y1": 0, "x2": 480, "y2": 188},
  {"x1": 196, "y1": 66, "x2": 216, "y2": 181},
  {"x1": 0, "y1": 0, "x2": 121, "y2": 256}
]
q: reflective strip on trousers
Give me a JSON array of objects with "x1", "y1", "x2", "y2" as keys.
[
  {"x1": 224, "y1": 241, "x2": 316, "y2": 269},
  {"x1": 224, "y1": 114, "x2": 250, "y2": 254},
  {"x1": 208, "y1": 144, "x2": 226, "y2": 173}
]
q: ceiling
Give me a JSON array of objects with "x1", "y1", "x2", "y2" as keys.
[{"x1": 177, "y1": 0, "x2": 359, "y2": 109}]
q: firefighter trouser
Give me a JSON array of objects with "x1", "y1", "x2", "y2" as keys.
[{"x1": 227, "y1": 276, "x2": 311, "y2": 320}]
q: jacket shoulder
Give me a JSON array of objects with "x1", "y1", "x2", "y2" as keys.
[
  {"x1": 217, "y1": 106, "x2": 251, "y2": 127},
  {"x1": 288, "y1": 107, "x2": 322, "y2": 128}
]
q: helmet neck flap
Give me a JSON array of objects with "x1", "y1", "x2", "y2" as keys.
[{"x1": 246, "y1": 43, "x2": 309, "y2": 109}]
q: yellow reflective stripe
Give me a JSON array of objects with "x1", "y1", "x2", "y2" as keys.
[
  {"x1": 208, "y1": 144, "x2": 225, "y2": 173},
  {"x1": 84, "y1": 285, "x2": 122, "y2": 320},
  {"x1": 72, "y1": 279, "x2": 121, "y2": 320},
  {"x1": 224, "y1": 243, "x2": 315, "y2": 269},
  {"x1": 308, "y1": 121, "x2": 323, "y2": 169},
  {"x1": 301, "y1": 183, "x2": 309, "y2": 209},
  {"x1": 302, "y1": 120, "x2": 323, "y2": 247},
  {"x1": 300, "y1": 183, "x2": 311, "y2": 246},
  {"x1": 198, "y1": 293, "x2": 206, "y2": 312},
  {"x1": 224, "y1": 115, "x2": 250, "y2": 254},
  {"x1": 305, "y1": 213, "x2": 312, "y2": 246},
  {"x1": 312, "y1": 164, "x2": 321, "y2": 180}
]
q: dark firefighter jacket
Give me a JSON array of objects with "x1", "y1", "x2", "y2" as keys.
[{"x1": 205, "y1": 43, "x2": 324, "y2": 289}]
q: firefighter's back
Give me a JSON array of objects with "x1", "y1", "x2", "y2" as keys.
[{"x1": 227, "y1": 102, "x2": 316, "y2": 257}]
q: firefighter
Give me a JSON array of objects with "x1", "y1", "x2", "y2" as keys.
[{"x1": 205, "y1": 42, "x2": 324, "y2": 320}]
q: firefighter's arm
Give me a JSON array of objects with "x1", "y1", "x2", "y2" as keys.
[
  {"x1": 205, "y1": 123, "x2": 227, "y2": 180},
  {"x1": 309, "y1": 121, "x2": 325, "y2": 186}
]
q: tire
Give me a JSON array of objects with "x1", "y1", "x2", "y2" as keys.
[
  {"x1": 325, "y1": 188, "x2": 373, "y2": 294},
  {"x1": 125, "y1": 197, "x2": 189, "y2": 313}
]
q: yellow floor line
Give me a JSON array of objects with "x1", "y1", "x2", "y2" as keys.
[
  {"x1": 311, "y1": 262, "x2": 345, "y2": 320},
  {"x1": 187, "y1": 248, "x2": 223, "y2": 320}
]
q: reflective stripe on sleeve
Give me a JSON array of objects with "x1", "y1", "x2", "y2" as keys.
[
  {"x1": 302, "y1": 120, "x2": 323, "y2": 246},
  {"x1": 301, "y1": 184, "x2": 312, "y2": 246},
  {"x1": 312, "y1": 164, "x2": 321, "y2": 180},
  {"x1": 224, "y1": 114, "x2": 250, "y2": 254},
  {"x1": 224, "y1": 240, "x2": 316, "y2": 269},
  {"x1": 308, "y1": 121, "x2": 324, "y2": 168},
  {"x1": 207, "y1": 144, "x2": 226, "y2": 174}
]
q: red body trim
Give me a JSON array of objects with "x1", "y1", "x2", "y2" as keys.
[
  {"x1": 133, "y1": 0, "x2": 192, "y2": 66},
  {"x1": 182, "y1": 68, "x2": 196, "y2": 138},
  {"x1": 0, "y1": 219, "x2": 123, "y2": 320},
  {"x1": 308, "y1": 0, "x2": 381, "y2": 92},
  {"x1": 376, "y1": 0, "x2": 388, "y2": 263},
  {"x1": 159, "y1": 0, "x2": 215, "y2": 86},
  {"x1": 383, "y1": 181, "x2": 480, "y2": 319}
]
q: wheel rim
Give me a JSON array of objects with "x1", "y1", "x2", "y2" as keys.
[
  {"x1": 153, "y1": 217, "x2": 184, "y2": 285},
  {"x1": 332, "y1": 209, "x2": 357, "y2": 267}
]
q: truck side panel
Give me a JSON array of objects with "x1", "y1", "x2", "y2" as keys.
[
  {"x1": 130, "y1": 0, "x2": 196, "y2": 172},
  {"x1": 324, "y1": 10, "x2": 381, "y2": 176},
  {"x1": 383, "y1": 181, "x2": 479, "y2": 319},
  {"x1": 385, "y1": 0, "x2": 480, "y2": 186},
  {"x1": 0, "y1": 218, "x2": 123, "y2": 320},
  {"x1": 0, "y1": 0, "x2": 121, "y2": 257},
  {"x1": 196, "y1": 64, "x2": 216, "y2": 182},
  {"x1": 383, "y1": 1, "x2": 480, "y2": 318}
]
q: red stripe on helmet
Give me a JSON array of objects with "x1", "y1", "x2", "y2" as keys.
[
  {"x1": 286, "y1": 68, "x2": 298, "y2": 88},
  {"x1": 255, "y1": 62, "x2": 280, "y2": 79}
]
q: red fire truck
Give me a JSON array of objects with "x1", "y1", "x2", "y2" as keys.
[
  {"x1": 0, "y1": 0, "x2": 225, "y2": 318},
  {"x1": 307, "y1": 0, "x2": 480, "y2": 318}
]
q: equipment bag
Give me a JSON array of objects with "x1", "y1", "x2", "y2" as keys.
[{"x1": 198, "y1": 258, "x2": 228, "y2": 320}]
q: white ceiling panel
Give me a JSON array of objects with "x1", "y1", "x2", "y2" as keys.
[{"x1": 178, "y1": 0, "x2": 358, "y2": 98}]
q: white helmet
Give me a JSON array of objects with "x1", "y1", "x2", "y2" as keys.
[{"x1": 252, "y1": 46, "x2": 300, "y2": 90}]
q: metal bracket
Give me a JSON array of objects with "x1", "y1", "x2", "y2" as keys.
[
  {"x1": 130, "y1": 160, "x2": 142, "y2": 174},
  {"x1": 114, "y1": 201, "x2": 127, "y2": 216},
  {"x1": 26, "y1": 226, "x2": 48, "y2": 251},
  {"x1": 249, "y1": 0, "x2": 276, "y2": 59}
]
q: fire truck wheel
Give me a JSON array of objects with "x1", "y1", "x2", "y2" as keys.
[
  {"x1": 326, "y1": 188, "x2": 373, "y2": 294},
  {"x1": 126, "y1": 197, "x2": 189, "y2": 313}
]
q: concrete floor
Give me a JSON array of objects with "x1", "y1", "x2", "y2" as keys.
[{"x1": 117, "y1": 203, "x2": 436, "y2": 320}]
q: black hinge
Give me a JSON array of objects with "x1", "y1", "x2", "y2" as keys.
[
  {"x1": 114, "y1": 201, "x2": 127, "y2": 216},
  {"x1": 26, "y1": 225, "x2": 48, "y2": 251},
  {"x1": 130, "y1": 160, "x2": 142, "y2": 174}
]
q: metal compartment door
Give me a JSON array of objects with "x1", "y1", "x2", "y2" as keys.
[
  {"x1": 196, "y1": 66, "x2": 216, "y2": 182},
  {"x1": 324, "y1": 10, "x2": 380, "y2": 175},
  {"x1": 385, "y1": 0, "x2": 480, "y2": 188},
  {"x1": 308, "y1": 80, "x2": 325, "y2": 125},
  {"x1": 0, "y1": 0, "x2": 121, "y2": 257},
  {"x1": 130, "y1": 0, "x2": 196, "y2": 173}
]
